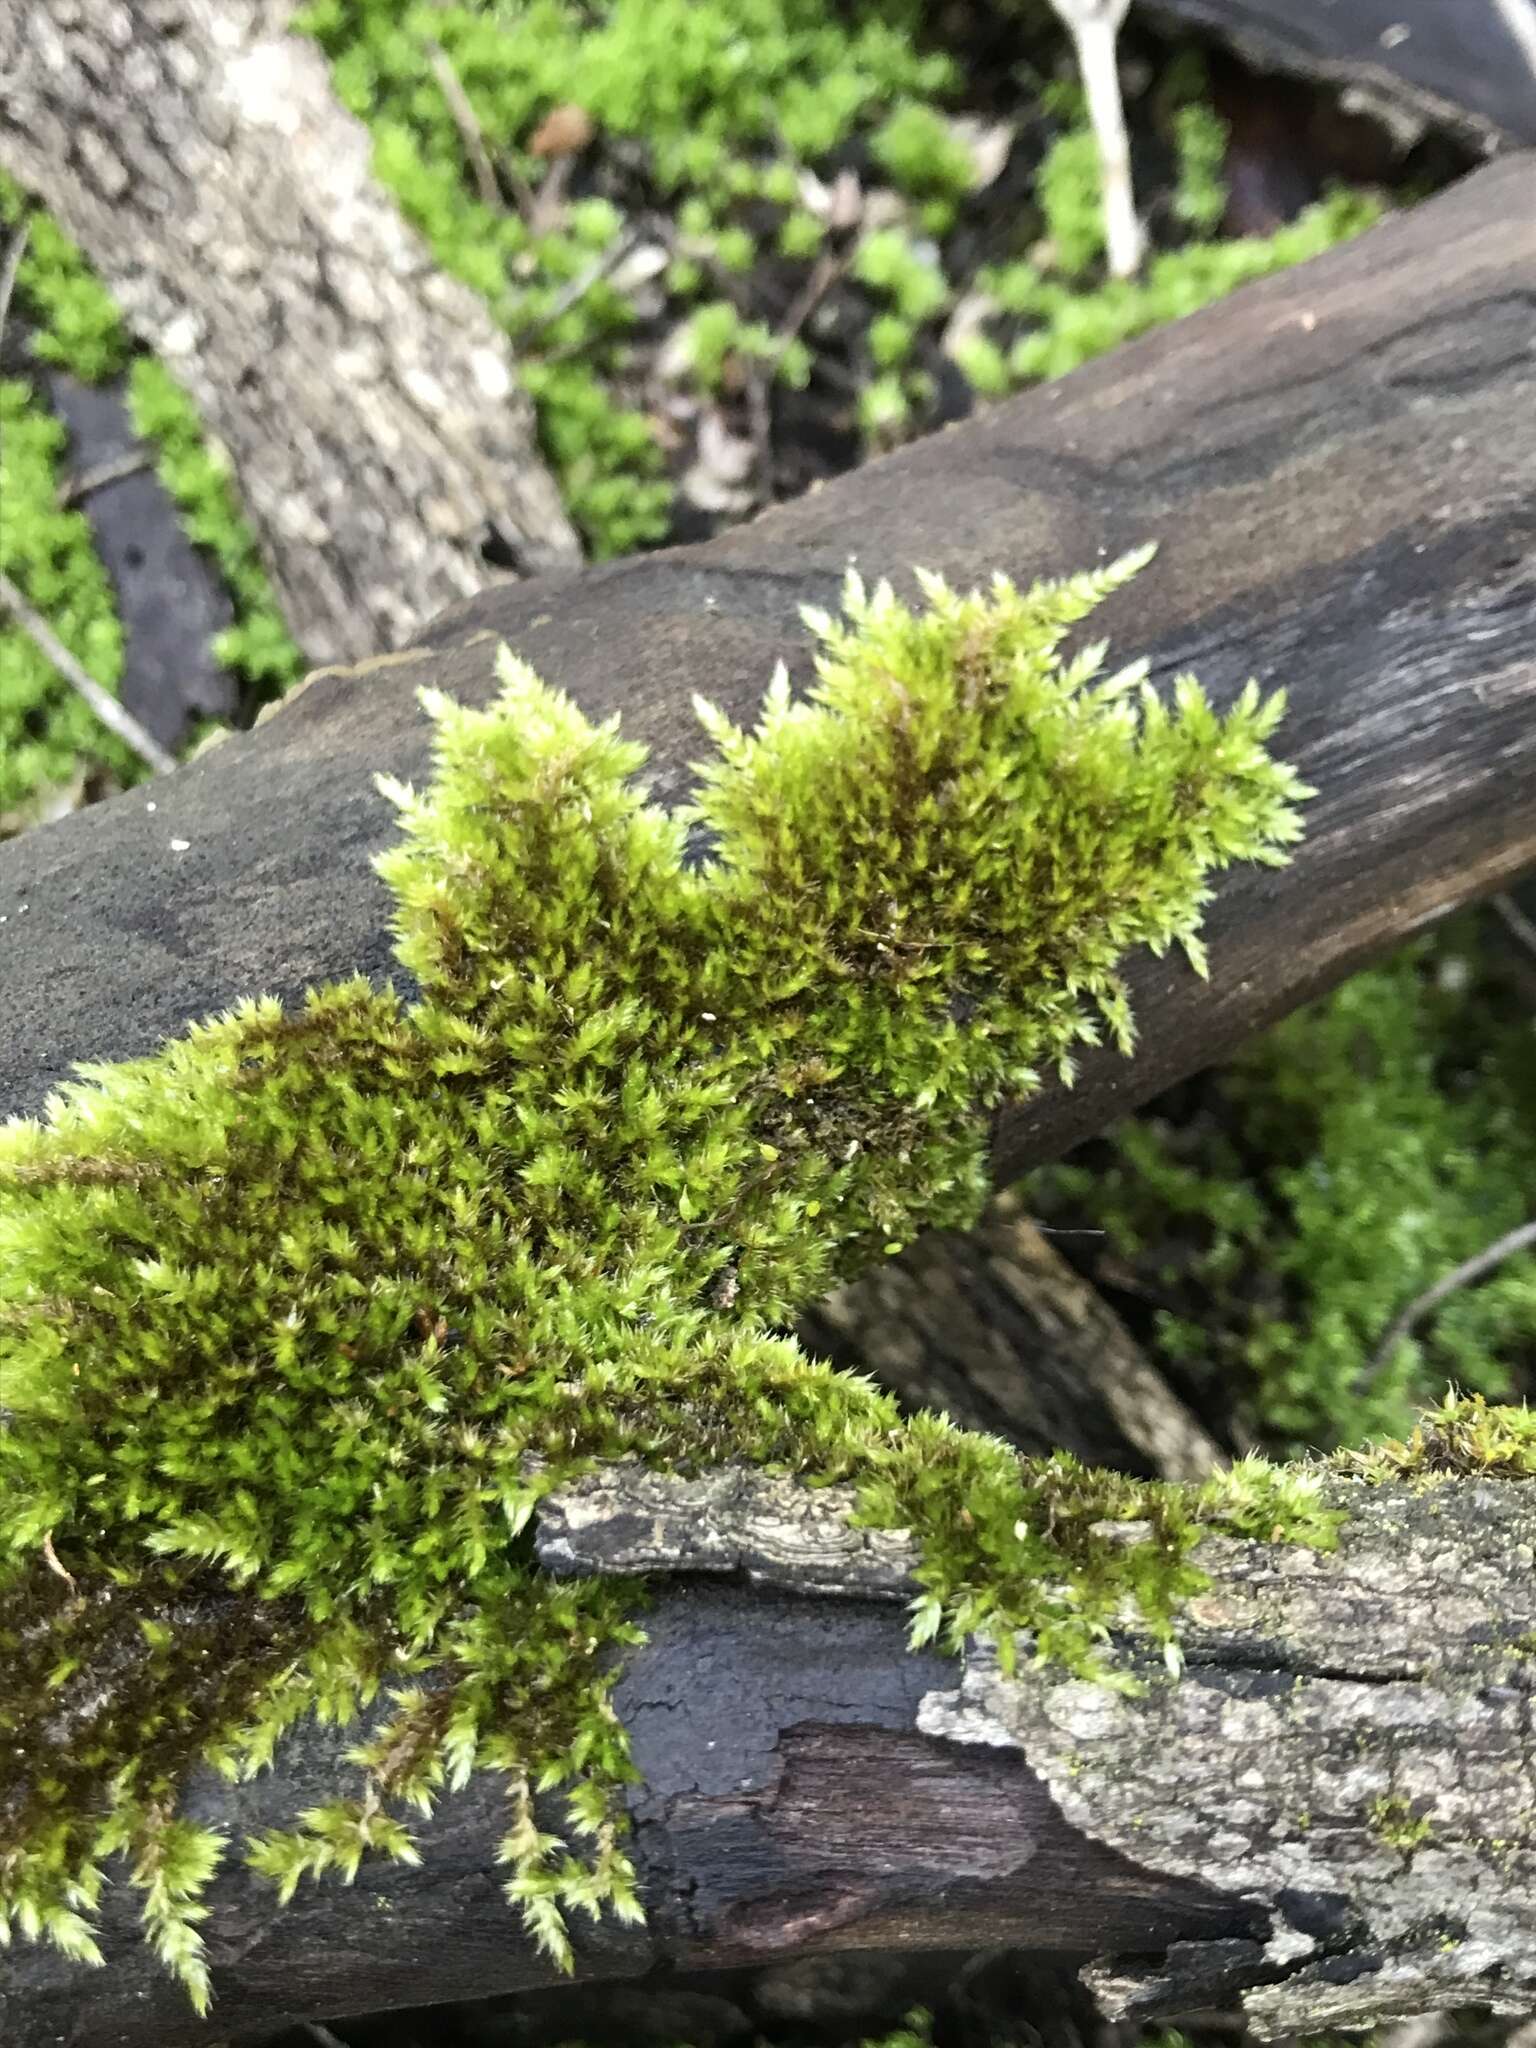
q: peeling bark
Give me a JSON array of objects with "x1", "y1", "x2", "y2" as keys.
[
  {"x1": 0, "y1": 0, "x2": 580, "y2": 671},
  {"x1": 11, "y1": 1462, "x2": 1536, "y2": 2044}
]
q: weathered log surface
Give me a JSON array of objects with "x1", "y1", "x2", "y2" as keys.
[
  {"x1": 1148, "y1": 0, "x2": 1536, "y2": 150},
  {"x1": 11, "y1": 1461, "x2": 1536, "y2": 2046},
  {"x1": 3, "y1": 157, "x2": 1535, "y2": 1179},
  {"x1": 0, "y1": 0, "x2": 580, "y2": 674}
]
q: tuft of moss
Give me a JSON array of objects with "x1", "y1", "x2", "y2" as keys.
[
  {"x1": 0, "y1": 555, "x2": 1313, "y2": 2004},
  {"x1": 1340, "y1": 1391, "x2": 1536, "y2": 1485}
]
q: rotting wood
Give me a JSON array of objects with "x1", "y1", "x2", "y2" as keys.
[{"x1": 0, "y1": 0, "x2": 580, "y2": 674}]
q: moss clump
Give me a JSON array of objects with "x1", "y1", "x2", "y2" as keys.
[
  {"x1": 1367, "y1": 1794, "x2": 1434, "y2": 1853},
  {"x1": 1341, "y1": 1391, "x2": 1536, "y2": 1484},
  {"x1": 0, "y1": 554, "x2": 1312, "y2": 2005}
]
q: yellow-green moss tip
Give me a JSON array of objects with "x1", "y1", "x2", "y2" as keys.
[{"x1": 1, "y1": 554, "x2": 1309, "y2": 2003}]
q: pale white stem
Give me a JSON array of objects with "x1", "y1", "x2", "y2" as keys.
[
  {"x1": 1051, "y1": 0, "x2": 1144, "y2": 280},
  {"x1": 0, "y1": 568, "x2": 177, "y2": 776}
]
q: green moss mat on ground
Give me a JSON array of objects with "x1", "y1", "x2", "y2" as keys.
[{"x1": 1026, "y1": 916, "x2": 1536, "y2": 1453}]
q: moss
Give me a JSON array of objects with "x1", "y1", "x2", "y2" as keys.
[
  {"x1": 1340, "y1": 1392, "x2": 1536, "y2": 1485},
  {"x1": 0, "y1": 553, "x2": 1322, "y2": 2003},
  {"x1": 1367, "y1": 1794, "x2": 1434, "y2": 1853},
  {"x1": 0, "y1": 174, "x2": 303, "y2": 801},
  {"x1": 0, "y1": 375, "x2": 135, "y2": 818}
]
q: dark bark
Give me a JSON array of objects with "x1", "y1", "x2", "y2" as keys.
[
  {"x1": 0, "y1": 0, "x2": 580, "y2": 673},
  {"x1": 1147, "y1": 0, "x2": 1536, "y2": 151},
  {"x1": 3, "y1": 156, "x2": 1534, "y2": 1170},
  {"x1": 10, "y1": 1462, "x2": 1536, "y2": 2046}
]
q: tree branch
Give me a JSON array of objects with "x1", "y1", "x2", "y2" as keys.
[{"x1": 2, "y1": 157, "x2": 1534, "y2": 1160}]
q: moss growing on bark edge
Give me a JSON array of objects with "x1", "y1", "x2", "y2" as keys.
[{"x1": 0, "y1": 553, "x2": 1315, "y2": 2006}]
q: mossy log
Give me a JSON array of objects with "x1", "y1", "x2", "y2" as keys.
[
  {"x1": 11, "y1": 1460, "x2": 1536, "y2": 2045},
  {"x1": 1147, "y1": 0, "x2": 1536, "y2": 151},
  {"x1": 4, "y1": 155, "x2": 1535, "y2": 1155},
  {"x1": 5, "y1": 155, "x2": 1536, "y2": 2046},
  {"x1": 0, "y1": 0, "x2": 580, "y2": 671}
]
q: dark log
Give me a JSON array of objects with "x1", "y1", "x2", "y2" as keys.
[
  {"x1": 0, "y1": 0, "x2": 580, "y2": 673},
  {"x1": 9, "y1": 1461, "x2": 1536, "y2": 2046},
  {"x1": 1146, "y1": 0, "x2": 1536, "y2": 151},
  {"x1": 3, "y1": 157, "x2": 1535, "y2": 1176},
  {"x1": 798, "y1": 1189, "x2": 1221, "y2": 1477}
]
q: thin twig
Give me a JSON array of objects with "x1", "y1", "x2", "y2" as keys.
[
  {"x1": 0, "y1": 568, "x2": 176, "y2": 775},
  {"x1": 1047, "y1": 0, "x2": 1144, "y2": 279},
  {"x1": 1362, "y1": 1217, "x2": 1536, "y2": 1389},
  {"x1": 424, "y1": 40, "x2": 502, "y2": 212},
  {"x1": 57, "y1": 446, "x2": 154, "y2": 507},
  {"x1": 1492, "y1": 890, "x2": 1536, "y2": 962},
  {"x1": 0, "y1": 215, "x2": 30, "y2": 354},
  {"x1": 518, "y1": 222, "x2": 642, "y2": 344},
  {"x1": 40, "y1": 1531, "x2": 77, "y2": 1591}
]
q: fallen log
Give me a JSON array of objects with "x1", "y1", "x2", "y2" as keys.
[
  {"x1": 0, "y1": 0, "x2": 580, "y2": 672},
  {"x1": 5, "y1": 156, "x2": 1536, "y2": 2048},
  {"x1": 9, "y1": 1455, "x2": 1536, "y2": 2047},
  {"x1": 3, "y1": 156, "x2": 1534, "y2": 1166},
  {"x1": 1146, "y1": 0, "x2": 1536, "y2": 151}
]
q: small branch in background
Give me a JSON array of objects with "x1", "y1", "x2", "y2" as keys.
[
  {"x1": 1047, "y1": 0, "x2": 1144, "y2": 279},
  {"x1": 0, "y1": 568, "x2": 177, "y2": 776},
  {"x1": 1363, "y1": 1216, "x2": 1536, "y2": 1389},
  {"x1": 1492, "y1": 889, "x2": 1536, "y2": 962},
  {"x1": 517, "y1": 221, "x2": 643, "y2": 344},
  {"x1": 0, "y1": 214, "x2": 30, "y2": 350},
  {"x1": 423, "y1": 39, "x2": 502, "y2": 212},
  {"x1": 56, "y1": 446, "x2": 154, "y2": 508}
]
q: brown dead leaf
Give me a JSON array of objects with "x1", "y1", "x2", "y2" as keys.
[{"x1": 528, "y1": 103, "x2": 595, "y2": 158}]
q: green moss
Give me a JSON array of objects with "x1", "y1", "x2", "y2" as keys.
[
  {"x1": 1029, "y1": 925, "x2": 1536, "y2": 1451},
  {"x1": 1342, "y1": 1392, "x2": 1536, "y2": 1484},
  {"x1": 0, "y1": 554, "x2": 1316, "y2": 2004},
  {"x1": 295, "y1": 0, "x2": 954, "y2": 553},
  {"x1": 0, "y1": 174, "x2": 302, "y2": 800},
  {"x1": 1367, "y1": 1794, "x2": 1434, "y2": 1853},
  {"x1": 0, "y1": 376, "x2": 135, "y2": 817}
]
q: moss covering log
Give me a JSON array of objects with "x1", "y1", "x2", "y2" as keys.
[
  {"x1": 4, "y1": 153, "x2": 1536, "y2": 2044},
  {"x1": 4, "y1": 155, "x2": 1535, "y2": 1142}
]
